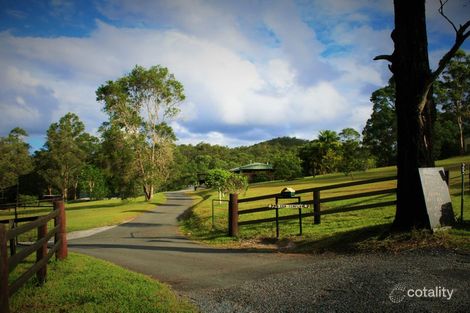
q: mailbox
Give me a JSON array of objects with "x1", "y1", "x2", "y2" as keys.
[{"x1": 280, "y1": 187, "x2": 296, "y2": 198}]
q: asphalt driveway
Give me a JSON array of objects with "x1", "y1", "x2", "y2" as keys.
[{"x1": 70, "y1": 191, "x2": 470, "y2": 313}]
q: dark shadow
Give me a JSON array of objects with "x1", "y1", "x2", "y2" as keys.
[
  {"x1": 440, "y1": 202, "x2": 456, "y2": 226},
  {"x1": 152, "y1": 203, "x2": 181, "y2": 207},
  {"x1": 122, "y1": 210, "x2": 162, "y2": 214},
  {"x1": 453, "y1": 220, "x2": 470, "y2": 231},
  {"x1": 69, "y1": 242, "x2": 274, "y2": 254},
  {"x1": 292, "y1": 223, "x2": 391, "y2": 254},
  {"x1": 166, "y1": 197, "x2": 194, "y2": 201},
  {"x1": 177, "y1": 194, "x2": 211, "y2": 222},
  {"x1": 65, "y1": 203, "x2": 128, "y2": 211},
  {"x1": 117, "y1": 222, "x2": 174, "y2": 228}
]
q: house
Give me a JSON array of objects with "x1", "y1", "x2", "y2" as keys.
[{"x1": 230, "y1": 162, "x2": 274, "y2": 182}]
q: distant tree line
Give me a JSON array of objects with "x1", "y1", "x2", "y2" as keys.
[{"x1": 0, "y1": 51, "x2": 467, "y2": 202}]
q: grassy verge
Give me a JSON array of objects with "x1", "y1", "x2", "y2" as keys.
[
  {"x1": 0, "y1": 194, "x2": 166, "y2": 235},
  {"x1": 9, "y1": 252, "x2": 196, "y2": 313},
  {"x1": 64, "y1": 194, "x2": 166, "y2": 232},
  {"x1": 180, "y1": 156, "x2": 470, "y2": 252}
]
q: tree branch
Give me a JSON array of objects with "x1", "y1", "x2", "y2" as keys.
[
  {"x1": 373, "y1": 54, "x2": 394, "y2": 63},
  {"x1": 439, "y1": 0, "x2": 458, "y2": 33},
  {"x1": 430, "y1": 19, "x2": 470, "y2": 82},
  {"x1": 416, "y1": 4, "x2": 470, "y2": 115}
]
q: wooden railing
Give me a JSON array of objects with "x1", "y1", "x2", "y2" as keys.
[
  {"x1": 228, "y1": 176, "x2": 398, "y2": 236},
  {"x1": 0, "y1": 201, "x2": 67, "y2": 313}
]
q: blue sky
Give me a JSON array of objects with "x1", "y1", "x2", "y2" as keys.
[{"x1": 0, "y1": 0, "x2": 469, "y2": 151}]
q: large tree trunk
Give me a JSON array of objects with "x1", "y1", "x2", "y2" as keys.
[{"x1": 391, "y1": 0, "x2": 435, "y2": 231}]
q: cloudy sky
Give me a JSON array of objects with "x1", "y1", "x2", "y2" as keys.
[{"x1": 0, "y1": 0, "x2": 469, "y2": 151}]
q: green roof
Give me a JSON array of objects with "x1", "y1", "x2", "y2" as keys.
[{"x1": 230, "y1": 162, "x2": 273, "y2": 172}]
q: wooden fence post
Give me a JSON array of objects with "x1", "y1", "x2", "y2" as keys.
[
  {"x1": 0, "y1": 224, "x2": 9, "y2": 313},
  {"x1": 313, "y1": 190, "x2": 321, "y2": 224},
  {"x1": 7, "y1": 221, "x2": 14, "y2": 257},
  {"x1": 228, "y1": 194, "x2": 239, "y2": 237},
  {"x1": 53, "y1": 201, "x2": 67, "y2": 260},
  {"x1": 36, "y1": 224, "x2": 47, "y2": 285}
]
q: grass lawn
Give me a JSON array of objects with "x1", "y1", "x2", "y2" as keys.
[
  {"x1": 181, "y1": 155, "x2": 470, "y2": 252},
  {"x1": 0, "y1": 194, "x2": 166, "y2": 237},
  {"x1": 3, "y1": 194, "x2": 198, "y2": 313},
  {"x1": 9, "y1": 252, "x2": 196, "y2": 313}
]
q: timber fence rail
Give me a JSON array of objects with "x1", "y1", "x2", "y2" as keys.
[
  {"x1": 0, "y1": 201, "x2": 67, "y2": 313},
  {"x1": 228, "y1": 176, "x2": 398, "y2": 237}
]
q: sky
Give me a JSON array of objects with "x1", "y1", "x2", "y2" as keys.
[{"x1": 0, "y1": 0, "x2": 469, "y2": 152}]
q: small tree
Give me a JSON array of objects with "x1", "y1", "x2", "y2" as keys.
[
  {"x1": 43, "y1": 113, "x2": 88, "y2": 200},
  {"x1": 338, "y1": 128, "x2": 368, "y2": 179},
  {"x1": 0, "y1": 128, "x2": 33, "y2": 196},
  {"x1": 205, "y1": 169, "x2": 231, "y2": 202},
  {"x1": 222, "y1": 173, "x2": 249, "y2": 195}
]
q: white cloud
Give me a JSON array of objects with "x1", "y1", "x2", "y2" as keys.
[{"x1": 2, "y1": 0, "x2": 461, "y2": 148}]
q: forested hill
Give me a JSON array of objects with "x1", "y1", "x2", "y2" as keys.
[
  {"x1": 250, "y1": 137, "x2": 309, "y2": 149},
  {"x1": 168, "y1": 136, "x2": 307, "y2": 189}
]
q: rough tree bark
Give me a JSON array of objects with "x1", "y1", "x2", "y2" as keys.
[
  {"x1": 375, "y1": 0, "x2": 470, "y2": 230},
  {"x1": 392, "y1": 0, "x2": 434, "y2": 230}
]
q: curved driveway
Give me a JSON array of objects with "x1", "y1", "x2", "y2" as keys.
[{"x1": 70, "y1": 191, "x2": 470, "y2": 313}]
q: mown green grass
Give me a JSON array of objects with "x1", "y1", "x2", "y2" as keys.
[
  {"x1": 181, "y1": 156, "x2": 470, "y2": 251},
  {"x1": 0, "y1": 194, "x2": 166, "y2": 236},
  {"x1": 9, "y1": 252, "x2": 196, "y2": 313}
]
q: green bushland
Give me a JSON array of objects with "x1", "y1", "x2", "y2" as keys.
[
  {"x1": 9, "y1": 252, "x2": 196, "y2": 313},
  {"x1": 181, "y1": 156, "x2": 470, "y2": 251}
]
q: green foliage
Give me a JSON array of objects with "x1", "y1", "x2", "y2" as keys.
[
  {"x1": 79, "y1": 165, "x2": 108, "y2": 199},
  {"x1": 18, "y1": 194, "x2": 37, "y2": 204},
  {"x1": 165, "y1": 137, "x2": 306, "y2": 190},
  {"x1": 41, "y1": 113, "x2": 91, "y2": 200},
  {"x1": 298, "y1": 130, "x2": 341, "y2": 176},
  {"x1": 98, "y1": 123, "x2": 141, "y2": 199},
  {"x1": 205, "y1": 169, "x2": 232, "y2": 189},
  {"x1": 435, "y1": 50, "x2": 470, "y2": 155},
  {"x1": 205, "y1": 168, "x2": 232, "y2": 200},
  {"x1": 96, "y1": 65, "x2": 185, "y2": 200},
  {"x1": 272, "y1": 152, "x2": 302, "y2": 180},
  {"x1": 362, "y1": 82, "x2": 397, "y2": 166},
  {"x1": 338, "y1": 128, "x2": 368, "y2": 177},
  {"x1": 222, "y1": 173, "x2": 249, "y2": 195},
  {"x1": 0, "y1": 128, "x2": 33, "y2": 190}
]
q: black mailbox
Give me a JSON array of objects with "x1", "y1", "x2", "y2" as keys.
[{"x1": 280, "y1": 187, "x2": 295, "y2": 198}]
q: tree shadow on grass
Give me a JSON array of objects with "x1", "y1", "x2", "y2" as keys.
[
  {"x1": 122, "y1": 210, "x2": 162, "y2": 214},
  {"x1": 177, "y1": 194, "x2": 211, "y2": 223},
  {"x1": 65, "y1": 203, "x2": 129, "y2": 211},
  {"x1": 453, "y1": 220, "x2": 470, "y2": 231},
  {"x1": 287, "y1": 223, "x2": 392, "y2": 254}
]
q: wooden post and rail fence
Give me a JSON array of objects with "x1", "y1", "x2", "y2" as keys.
[
  {"x1": 228, "y1": 176, "x2": 398, "y2": 237},
  {"x1": 227, "y1": 167, "x2": 465, "y2": 237},
  {"x1": 0, "y1": 200, "x2": 67, "y2": 313}
]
